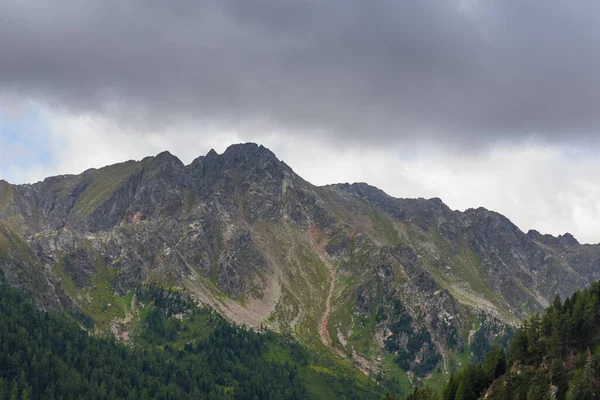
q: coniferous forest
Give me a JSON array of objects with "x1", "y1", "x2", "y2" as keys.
[{"x1": 0, "y1": 273, "x2": 380, "y2": 400}]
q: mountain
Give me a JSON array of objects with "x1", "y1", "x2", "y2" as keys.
[{"x1": 1, "y1": 143, "x2": 599, "y2": 387}]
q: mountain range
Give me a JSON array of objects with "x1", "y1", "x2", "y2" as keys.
[{"x1": 1, "y1": 143, "x2": 599, "y2": 386}]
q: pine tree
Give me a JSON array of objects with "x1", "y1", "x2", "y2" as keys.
[
  {"x1": 483, "y1": 346, "x2": 506, "y2": 380},
  {"x1": 19, "y1": 386, "x2": 31, "y2": 400},
  {"x1": 8, "y1": 380, "x2": 18, "y2": 400}
]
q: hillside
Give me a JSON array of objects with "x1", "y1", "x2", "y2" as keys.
[
  {"x1": 0, "y1": 271, "x2": 382, "y2": 399},
  {"x1": 1, "y1": 143, "x2": 600, "y2": 387},
  {"x1": 404, "y1": 281, "x2": 600, "y2": 399}
]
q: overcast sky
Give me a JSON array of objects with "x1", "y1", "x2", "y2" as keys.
[{"x1": 1, "y1": 0, "x2": 600, "y2": 243}]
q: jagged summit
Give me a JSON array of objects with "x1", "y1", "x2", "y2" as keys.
[
  {"x1": 191, "y1": 142, "x2": 281, "y2": 163},
  {"x1": 141, "y1": 150, "x2": 184, "y2": 168},
  {"x1": 222, "y1": 142, "x2": 277, "y2": 159}
]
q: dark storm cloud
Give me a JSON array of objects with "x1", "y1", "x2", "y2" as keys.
[{"x1": 1, "y1": 0, "x2": 600, "y2": 145}]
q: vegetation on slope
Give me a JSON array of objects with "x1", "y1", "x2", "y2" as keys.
[
  {"x1": 0, "y1": 272, "x2": 386, "y2": 400},
  {"x1": 70, "y1": 161, "x2": 140, "y2": 217},
  {"x1": 399, "y1": 281, "x2": 600, "y2": 399}
]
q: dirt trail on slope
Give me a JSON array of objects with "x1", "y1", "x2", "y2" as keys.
[
  {"x1": 318, "y1": 252, "x2": 336, "y2": 347},
  {"x1": 308, "y1": 226, "x2": 338, "y2": 349},
  {"x1": 310, "y1": 226, "x2": 378, "y2": 377}
]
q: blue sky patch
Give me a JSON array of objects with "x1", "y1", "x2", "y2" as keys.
[{"x1": 0, "y1": 108, "x2": 53, "y2": 182}]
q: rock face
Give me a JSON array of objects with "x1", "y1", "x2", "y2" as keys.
[{"x1": 1, "y1": 142, "x2": 599, "y2": 379}]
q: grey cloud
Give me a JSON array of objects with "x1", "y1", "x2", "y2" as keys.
[{"x1": 1, "y1": 0, "x2": 600, "y2": 147}]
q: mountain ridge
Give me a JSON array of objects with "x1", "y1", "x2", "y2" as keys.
[{"x1": 2, "y1": 145, "x2": 590, "y2": 245}]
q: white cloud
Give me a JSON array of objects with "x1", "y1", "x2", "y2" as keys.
[
  {"x1": 38, "y1": 109, "x2": 244, "y2": 177},
  {"x1": 275, "y1": 139, "x2": 600, "y2": 244}
]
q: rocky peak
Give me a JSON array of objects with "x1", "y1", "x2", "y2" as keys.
[
  {"x1": 526, "y1": 229, "x2": 542, "y2": 240},
  {"x1": 189, "y1": 149, "x2": 224, "y2": 183},
  {"x1": 142, "y1": 151, "x2": 184, "y2": 171},
  {"x1": 222, "y1": 143, "x2": 290, "y2": 177},
  {"x1": 188, "y1": 143, "x2": 291, "y2": 188},
  {"x1": 222, "y1": 142, "x2": 275, "y2": 162},
  {"x1": 331, "y1": 182, "x2": 387, "y2": 198},
  {"x1": 527, "y1": 230, "x2": 580, "y2": 249},
  {"x1": 558, "y1": 232, "x2": 579, "y2": 246},
  {"x1": 462, "y1": 207, "x2": 523, "y2": 234}
]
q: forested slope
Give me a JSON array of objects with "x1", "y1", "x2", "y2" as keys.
[
  {"x1": 0, "y1": 273, "x2": 382, "y2": 400},
  {"x1": 403, "y1": 281, "x2": 600, "y2": 399}
]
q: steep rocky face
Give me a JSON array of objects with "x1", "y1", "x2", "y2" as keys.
[
  {"x1": 0, "y1": 223, "x2": 72, "y2": 312},
  {"x1": 0, "y1": 143, "x2": 599, "y2": 383},
  {"x1": 330, "y1": 183, "x2": 600, "y2": 318}
]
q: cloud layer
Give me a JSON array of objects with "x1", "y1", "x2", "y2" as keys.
[
  {"x1": 2, "y1": 0, "x2": 600, "y2": 147},
  {"x1": 1, "y1": 1, "x2": 600, "y2": 243}
]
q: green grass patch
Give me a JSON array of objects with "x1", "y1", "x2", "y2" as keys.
[
  {"x1": 453, "y1": 346, "x2": 472, "y2": 371},
  {"x1": 265, "y1": 343, "x2": 295, "y2": 364},
  {"x1": 350, "y1": 297, "x2": 379, "y2": 358},
  {"x1": 425, "y1": 366, "x2": 449, "y2": 392},
  {"x1": 51, "y1": 258, "x2": 79, "y2": 299},
  {"x1": 329, "y1": 298, "x2": 354, "y2": 352},
  {"x1": 123, "y1": 290, "x2": 135, "y2": 313},
  {"x1": 52, "y1": 254, "x2": 134, "y2": 331},
  {"x1": 416, "y1": 229, "x2": 516, "y2": 322},
  {"x1": 209, "y1": 227, "x2": 223, "y2": 283},
  {"x1": 360, "y1": 200, "x2": 402, "y2": 245},
  {"x1": 72, "y1": 161, "x2": 139, "y2": 217},
  {"x1": 468, "y1": 314, "x2": 482, "y2": 330},
  {"x1": 0, "y1": 228, "x2": 10, "y2": 261},
  {"x1": 379, "y1": 354, "x2": 413, "y2": 395},
  {"x1": 0, "y1": 226, "x2": 36, "y2": 265},
  {"x1": 0, "y1": 185, "x2": 14, "y2": 211}
]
